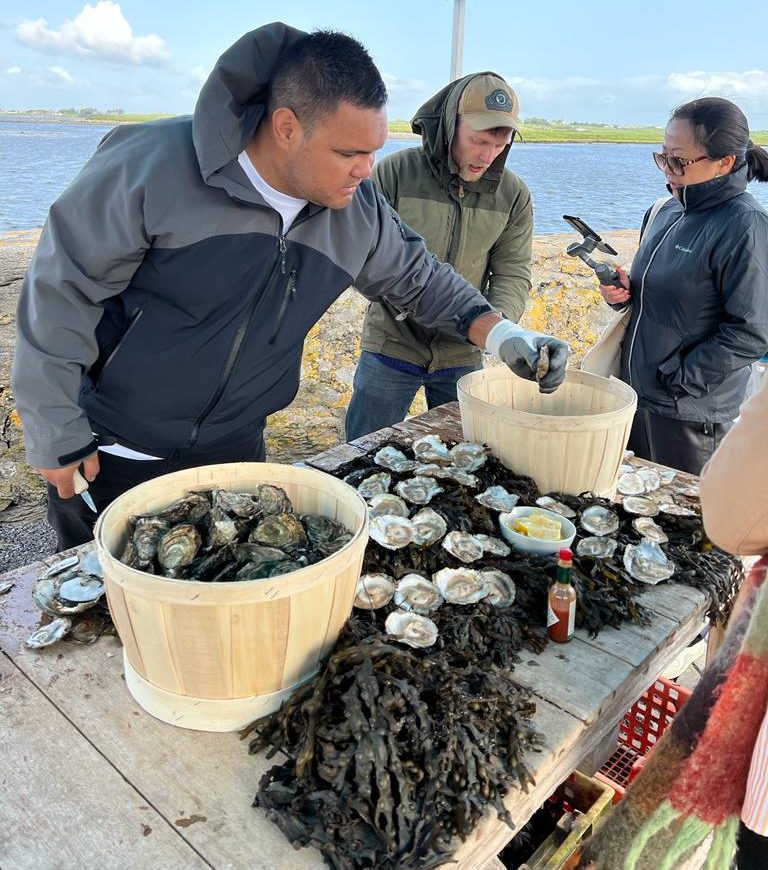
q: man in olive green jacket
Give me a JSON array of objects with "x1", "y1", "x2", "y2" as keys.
[{"x1": 345, "y1": 71, "x2": 534, "y2": 439}]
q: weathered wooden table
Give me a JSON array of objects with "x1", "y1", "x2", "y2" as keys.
[{"x1": 0, "y1": 403, "x2": 709, "y2": 870}]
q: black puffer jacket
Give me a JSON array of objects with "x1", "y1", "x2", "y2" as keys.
[{"x1": 621, "y1": 164, "x2": 768, "y2": 422}]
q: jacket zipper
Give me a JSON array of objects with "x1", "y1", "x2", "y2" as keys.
[
  {"x1": 185, "y1": 235, "x2": 285, "y2": 448},
  {"x1": 626, "y1": 194, "x2": 685, "y2": 389},
  {"x1": 446, "y1": 196, "x2": 462, "y2": 265},
  {"x1": 94, "y1": 307, "x2": 144, "y2": 386},
  {"x1": 269, "y1": 267, "x2": 297, "y2": 345}
]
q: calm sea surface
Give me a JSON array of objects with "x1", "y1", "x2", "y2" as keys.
[{"x1": 2, "y1": 115, "x2": 768, "y2": 235}]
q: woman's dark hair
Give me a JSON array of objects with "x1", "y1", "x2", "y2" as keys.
[
  {"x1": 268, "y1": 30, "x2": 387, "y2": 131},
  {"x1": 671, "y1": 97, "x2": 768, "y2": 182}
]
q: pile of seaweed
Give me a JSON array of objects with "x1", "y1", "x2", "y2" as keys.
[{"x1": 246, "y1": 606, "x2": 543, "y2": 869}]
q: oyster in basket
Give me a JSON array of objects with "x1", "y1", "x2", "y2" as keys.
[
  {"x1": 152, "y1": 492, "x2": 211, "y2": 524},
  {"x1": 580, "y1": 505, "x2": 620, "y2": 537},
  {"x1": 395, "y1": 476, "x2": 444, "y2": 505},
  {"x1": 433, "y1": 567, "x2": 488, "y2": 604},
  {"x1": 442, "y1": 531, "x2": 485, "y2": 563},
  {"x1": 369, "y1": 514, "x2": 415, "y2": 550},
  {"x1": 394, "y1": 574, "x2": 444, "y2": 614},
  {"x1": 410, "y1": 507, "x2": 447, "y2": 547},
  {"x1": 249, "y1": 513, "x2": 308, "y2": 550},
  {"x1": 354, "y1": 573, "x2": 396, "y2": 610},
  {"x1": 157, "y1": 524, "x2": 202, "y2": 571},
  {"x1": 384, "y1": 611, "x2": 439, "y2": 648},
  {"x1": 301, "y1": 514, "x2": 349, "y2": 546},
  {"x1": 253, "y1": 484, "x2": 294, "y2": 518},
  {"x1": 623, "y1": 540, "x2": 675, "y2": 584},
  {"x1": 476, "y1": 486, "x2": 520, "y2": 512}
]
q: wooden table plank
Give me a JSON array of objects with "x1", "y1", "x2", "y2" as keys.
[{"x1": 0, "y1": 655, "x2": 212, "y2": 870}]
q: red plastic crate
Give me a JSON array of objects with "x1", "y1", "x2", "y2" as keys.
[{"x1": 595, "y1": 677, "x2": 691, "y2": 802}]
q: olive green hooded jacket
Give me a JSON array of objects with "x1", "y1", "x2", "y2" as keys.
[{"x1": 360, "y1": 72, "x2": 533, "y2": 370}]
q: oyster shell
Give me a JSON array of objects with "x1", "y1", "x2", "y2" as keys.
[
  {"x1": 0, "y1": 579, "x2": 14, "y2": 595},
  {"x1": 622, "y1": 496, "x2": 660, "y2": 517},
  {"x1": 441, "y1": 531, "x2": 485, "y2": 563},
  {"x1": 394, "y1": 574, "x2": 444, "y2": 614},
  {"x1": 395, "y1": 476, "x2": 443, "y2": 505},
  {"x1": 131, "y1": 516, "x2": 172, "y2": 564},
  {"x1": 367, "y1": 493, "x2": 410, "y2": 519},
  {"x1": 659, "y1": 502, "x2": 697, "y2": 517},
  {"x1": 357, "y1": 472, "x2": 392, "y2": 500},
  {"x1": 253, "y1": 484, "x2": 293, "y2": 517},
  {"x1": 58, "y1": 576, "x2": 105, "y2": 604},
  {"x1": 637, "y1": 468, "x2": 662, "y2": 492},
  {"x1": 68, "y1": 612, "x2": 109, "y2": 645},
  {"x1": 249, "y1": 513, "x2": 308, "y2": 550},
  {"x1": 580, "y1": 505, "x2": 620, "y2": 536},
  {"x1": 674, "y1": 482, "x2": 701, "y2": 498},
  {"x1": 232, "y1": 543, "x2": 291, "y2": 574},
  {"x1": 411, "y1": 435, "x2": 452, "y2": 465},
  {"x1": 301, "y1": 514, "x2": 348, "y2": 545},
  {"x1": 632, "y1": 516, "x2": 668, "y2": 544},
  {"x1": 659, "y1": 470, "x2": 678, "y2": 485},
  {"x1": 384, "y1": 610, "x2": 439, "y2": 648},
  {"x1": 212, "y1": 488, "x2": 262, "y2": 519},
  {"x1": 153, "y1": 492, "x2": 211, "y2": 524},
  {"x1": 354, "y1": 573, "x2": 396, "y2": 610},
  {"x1": 476, "y1": 486, "x2": 520, "y2": 512},
  {"x1": 410, "y1": 507, "x2": 447, "y2": 547},
  {"x1": 26, "y1": 617, "x2": 72, "y2": 649},
  {"x1": 577, "y1": 536, "x2": 617, "y2": 559},
  {"x1": 449, "y1": 441, "x2": 488, "y2": 471},
  {"x1": 535, "y1": 496, "x2": 577, "y2": 518},
  {"x1": 33, "y1": 573, "x2": 101, "y2": 618},
  {"x1": 623, "y1": 540, "x2": 675, "y2": 584},
  {"x1": 157, "y1": 523, "x2": 203, "y2": 571},
  {"x1": 373, "y1": 446, "x2": 417, "y2": 473},
  {"x1": 475, "y1": 534, "x2": 511, "y2": 557},
  {"x1": 617, "y1": 471, "x2": 646, "y2": 495},
  {"x1": 414, "y1": 464, "x2": 479, "y2": 487},
  {"x1": 433, "y1": 567, "x2": 488, "y2": 604},
  {"x1": 479, "y1": 569, "x2": 516, "y2": 607},
  {"x1": 369, "y1": 514, "x2": 415, "y2": 550}
]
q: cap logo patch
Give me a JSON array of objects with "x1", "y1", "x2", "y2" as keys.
[{"x1": 485, "y1": 89, "x2": 513, "y2": 112}]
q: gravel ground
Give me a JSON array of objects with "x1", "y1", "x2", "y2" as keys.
[{"x1": 0, "y1": 519, "x2": 57, "y2": 574}]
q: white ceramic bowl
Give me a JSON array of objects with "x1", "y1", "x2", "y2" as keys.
[{"x1": 498, "y1": 506, "x2": 577, "y2": 555}]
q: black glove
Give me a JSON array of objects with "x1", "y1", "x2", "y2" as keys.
[{"x1": 485, "y1": 321, "x2": 570, "y2": 394}]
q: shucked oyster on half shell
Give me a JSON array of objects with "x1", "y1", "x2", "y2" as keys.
[
  {"x1": 385, "y1": 610, "x2": 439, "y2": 648},
  {"x1": 394, "y1": 574, "x2": 444, "y2": 614},
  {"x1": 580, "y1": 505, "x2": 620, "y2": 537},
  {"x1": 395, "y1": 476, "x2": 444, "y2": 505},
  {"x1": 441, "y1": 531, "x2": 485, "y2": 563},
  {"x1": 367, "y1": 493, "x2": 410, "y2": 519},
  {"x1": 479, "y1": 569, "x2": 516, "y2": 607},
  {"x1": 536, "y1": 496, "x2": 577, "y2": 519},
  {"x1": 26, "y1": 617, "x2": 73, "y2": 649},
  {"x1": 449, "y1": 441, "x2": 488, "y2": 472},
  {"x1": 474, "y1": 535, "x2": 511, "y2": 557},
  {"x1": 373, "y1": 446, "x2": 417, "y2": 473},
  {"x1": 354, "y1": 573, "x2": 396, "y2": 610},
  {"x1": 632, "y1": 516, "x2": 668, "y2": 544},
  {"x1": 659, "y1": 501, "x2": 697, "y2": 517},
  {"x1": 433, "y1": 567, "x2": 488, "y2": 604},
  {"x1": 622, "y1": 496, "x2": 660, "y2": 517},
  {"x1": 577, "y1": 536, "x2": 618, "y2": 559},
  {"x1": 410, "y1": 507, "x2": 448, "y2": 547},
  {"x1": 617, "y1": 471, "x2": 646, "y2": 496},
  {"x1": 476, "y1": 486, "x2": 520, "y2": 512},
  {"x1": 623, "y1": 540, "x2": 675, "y2": 584},
  {"x1": 637, "y1": 467, "x2": 662, "y2": 493},
  {"x1": 369, "y1": 514, "x2": 415, "y2": 550},
  {"x1": 357, "y1": 472, "x2": 392, "y2": 500},
  {"x1": 414, "y1": 464, "x2": 480, "y2": 488},
  {"x1": 411, "y1": 434, "x2": 452, "y2": 465}
]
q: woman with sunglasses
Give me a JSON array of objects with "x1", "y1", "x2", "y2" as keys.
[{"x1": 599, "y1": 97, "x2": 768, "y2": 474}]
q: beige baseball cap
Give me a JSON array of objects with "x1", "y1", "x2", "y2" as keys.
[{"x1": 457, "y1": 73, "x2": 520, "y2": 132}]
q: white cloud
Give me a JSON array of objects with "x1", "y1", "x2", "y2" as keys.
[
  {"x1": 48, "y1": 66, "x2": 74, "y2": 85},
  {"x1": 506, "y1": 75, "x2": 602, "y2": 99},
  {"x1": 15, "y1": 1, "x2": 170, "y2": 67},
  {"x1": 665, "y1": 70, "x2": 768, "y2": 99},
  {"x1": 5, "y1": 66, "x2": 21, "y2": 75},
  {"x1": 382, "y1": 73, "x2": 426, "y2": 96}
]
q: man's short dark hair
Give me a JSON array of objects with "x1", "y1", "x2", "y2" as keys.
[{"x1": 268, "y1": 30, "x2": 388, "y2": 131}]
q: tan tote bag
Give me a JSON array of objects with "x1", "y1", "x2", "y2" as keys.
[{"x1": 580, "y1": 196, "x2": 671, "y2": 378}]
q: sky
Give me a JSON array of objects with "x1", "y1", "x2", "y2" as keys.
[{"x1": 1, "y1": 0, "x2": 768, "y2": 128}]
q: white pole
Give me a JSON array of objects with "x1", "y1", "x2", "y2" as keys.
[{"x1": 450, "y1": 0, "x2": 466, "y2": 81}]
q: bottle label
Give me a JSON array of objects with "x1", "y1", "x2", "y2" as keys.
[
  {"x1": 567, "y1": 600, "x2": 575, "y2": 638},
  {"x1": 547, "y1": 600, "x2": 559, "y2": 628}
]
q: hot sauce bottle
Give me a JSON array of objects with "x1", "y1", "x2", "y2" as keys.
[{"x1": 547, "y1": 548, "x2": 576, "y2": 643}]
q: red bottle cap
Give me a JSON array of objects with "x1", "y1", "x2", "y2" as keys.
[{"x1": 559, "y1": 548, "x2": 572, "y2": 560}]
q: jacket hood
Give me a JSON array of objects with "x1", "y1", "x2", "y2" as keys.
[
  {"x1": 676, "y1": 162, "x2": 749, "y2": 211},
  {"x1": 411, "y1": 71, "x2": 514, "y2": 196},
  {"x1": 192, "y1": 22, "x2": 307, "y2": 186}
]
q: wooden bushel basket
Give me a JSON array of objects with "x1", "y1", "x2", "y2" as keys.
[
  {"x1": 94, "y1": 462, "x2": 369, "y2": 732},
  {"x1": 457, "y1": 367, "x2": 637, "y2": 498}
]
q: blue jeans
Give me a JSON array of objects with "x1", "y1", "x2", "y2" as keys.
[{"x1": 345, "y1": 351, "x2": 481, "y2": 441}]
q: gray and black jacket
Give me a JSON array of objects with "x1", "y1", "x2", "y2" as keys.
[
  {"x1": 12, "y1": 23, "x2": 493, "y2": 468},
  {"x1": 622, "y1": 164, "x2": 768, "y2": 422}
]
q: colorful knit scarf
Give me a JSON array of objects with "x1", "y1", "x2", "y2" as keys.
[{"x1": 578, "y1": 556, "x2": 768, "y2": 870}]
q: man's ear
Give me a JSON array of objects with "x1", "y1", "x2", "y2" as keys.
[{"x1": 271, "y1": 107, "x2": 302, "y2": 150}]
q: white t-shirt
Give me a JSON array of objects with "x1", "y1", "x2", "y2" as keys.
[
  {"x1": 99, "y1": 151, "x2": 308, "y2": 461},
  {"x1": 237, "y1": 150, "x2": 307, "y2": 232}
]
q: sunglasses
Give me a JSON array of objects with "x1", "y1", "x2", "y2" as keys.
[{"x1": 652, "y1": 151, "x2": 710, "y2": 177}]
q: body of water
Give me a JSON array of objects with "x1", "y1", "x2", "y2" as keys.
[{"x1": 3, "y1": 116, "x2": 768, "y2": 235}]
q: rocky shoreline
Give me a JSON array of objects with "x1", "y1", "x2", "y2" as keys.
[{"x1": 0, "y1": 226, "x2": 640, "y2": 571}]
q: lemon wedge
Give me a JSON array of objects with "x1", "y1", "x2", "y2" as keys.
[{"x1": 512, "y1": 511, "x2": 562, "y2": 541}]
